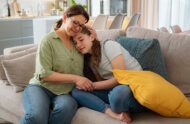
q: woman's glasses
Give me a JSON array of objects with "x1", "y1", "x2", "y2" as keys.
[{"x1": 70, "y1": 18, "x2": 85, "y2": 28}]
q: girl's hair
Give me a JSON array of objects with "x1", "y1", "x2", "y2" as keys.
[
  {"x1": 81, "y1": 26, "x2": 101, "y2": 66},
  {"x1": 54, "y1": 5, "x2": 89, "y2": 30}
]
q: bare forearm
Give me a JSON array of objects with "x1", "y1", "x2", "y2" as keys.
[
  {"x1": 93, "y1": 78, "x2": 119, "y2": 90},
  {"x1": 42, "y1": 72, "x2": 94, "y2": 91},
  {"x1": 95, "y1": 74, "x2": 104, "y2": 81},
  {"x1": 42, "y1": 72, "x2": 79, "y2": 84}
]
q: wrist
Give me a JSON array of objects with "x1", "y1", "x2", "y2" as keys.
[
  {"x1": 93, "y1": 82, "x2": 97, "y2": 90},
  {"x1": 72, "y1": 75, "x2": 80, "y2": 83}
]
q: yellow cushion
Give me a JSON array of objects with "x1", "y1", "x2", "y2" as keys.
[{"x1": 111, "y1": 70, "x2": 190, "y2": 118}]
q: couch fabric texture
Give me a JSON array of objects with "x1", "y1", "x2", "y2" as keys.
[{"x1": 0, "y1": 27, "x2": 190, "y2": 124}]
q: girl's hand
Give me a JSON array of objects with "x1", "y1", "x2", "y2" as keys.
[{"x1": 75, "y1": 76, "x2": 94, "y2": 91}]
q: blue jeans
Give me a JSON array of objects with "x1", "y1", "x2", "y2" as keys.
[
  {"x1": 20, "y1": 84, "x2": 78, "y2": 124},
  {"x1": 72, "y1": 85, "x2": 146, "y2": 114}
]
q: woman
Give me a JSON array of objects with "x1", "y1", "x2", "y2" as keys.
[
  {"x1": 72, "y1": 26, "x2": 147, "y2": 123},
  {"x1": 20, "y1": 5, "x2": 94, "y2": 124}
]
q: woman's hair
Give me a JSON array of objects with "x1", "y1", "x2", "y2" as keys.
[
  {"x1": 54, "y1": 5, "x2": 89, "y2": 30},
  {"x1": 81, "y1": 26, "x2": 101, "y2": 66}
]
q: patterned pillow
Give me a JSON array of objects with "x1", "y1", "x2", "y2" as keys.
[{"x1": 117, "y1": 36, "x2": 168, "y2": 80}]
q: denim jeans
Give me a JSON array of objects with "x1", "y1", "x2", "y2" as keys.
[
  {"x1": 20, "y1": 84, "x2": 78, "y2": 124},
  {"x1": 72, "y1": 85, "x2": 147, "y2": 114}
]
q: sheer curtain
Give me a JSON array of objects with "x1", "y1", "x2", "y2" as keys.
[
  {"x1": 130, "y1": 0, "x2": 159, "y2": 29},
  {"x1": 159, "y1": 0, "x2": 190, "y2": 31}
]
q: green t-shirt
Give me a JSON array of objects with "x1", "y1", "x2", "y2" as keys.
[{"x1": 29, "y1": 31, "x2": 84, "y2": 95}]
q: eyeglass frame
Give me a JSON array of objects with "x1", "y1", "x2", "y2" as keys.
[{"x1": 69, "y1": 17, "x2": 85, "y2": 28}]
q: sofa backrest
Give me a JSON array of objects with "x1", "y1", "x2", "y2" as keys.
[
  {"x1": 4, "y1": 44, "x2": 38, "y2": 55},
  {"x1": 126, "y1": 27, "x2": 190, "y2": 95},
  {"x1": 96, "y1": 29, "x2": 126, "y2": 41}
]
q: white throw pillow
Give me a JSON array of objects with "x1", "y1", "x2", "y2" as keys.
[
  {"x1": 0, "y1": 46, "x2": 37, "y2": 82},
  {"x1": 2, "y1": 53, "x2": 36, "y2": 92}
]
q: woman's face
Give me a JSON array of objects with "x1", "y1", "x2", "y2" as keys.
[
  {"x1": 64, "y1": 15, "x2": 87, "y2": 36},
  {"x1": 73, "y1": 33, "x2": 94, "y2": 54}
]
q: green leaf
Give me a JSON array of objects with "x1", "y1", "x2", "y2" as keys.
[
  {"x1": 72, "y1": 0, "x2": 76, "y2": 5},
  {"x1": 83, "y1": 5, "x2": 88, "y2": 9},
  {"x1": 71, "y1": 0, "x2": 88, "y2": 9}
]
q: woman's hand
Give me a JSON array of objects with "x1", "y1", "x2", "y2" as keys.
[
  {"x1": 74, "y1": 76, "x2": 94, "y2": 92},
  {"x1": 85, "y1": 25, "x2": 97, "y2": 39}
]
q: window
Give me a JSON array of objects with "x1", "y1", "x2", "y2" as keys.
[
  {"x1": 88, "y1": 0, "x2": 128, "y2": 17},
  {"x1": 159, "y1": 0, "x2": 190, "y2": 31}
]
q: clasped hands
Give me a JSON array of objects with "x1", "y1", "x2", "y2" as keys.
[{"x1": 75, "y1": 76, "x2": 95, "y2": 92}]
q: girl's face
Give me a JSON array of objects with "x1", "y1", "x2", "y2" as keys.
[
  {"x1": 64, "y1": 15, "x2": 86, "y2": 36},
  {"x1": 73, "y1": 33, "x2": 94, "y2": 54}
]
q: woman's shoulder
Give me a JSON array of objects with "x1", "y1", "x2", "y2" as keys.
[
  {"x1": 43, "y1": 31, "x2": 58, "y2": 41},
  {"x1": 40, "y1": 31, "x2": 58, "y2": 44}
]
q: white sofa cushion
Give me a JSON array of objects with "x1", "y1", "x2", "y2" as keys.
[
  {"x1": 126, "y1": 27, "x2": 190, "y2": 96},
  {"x1": 2, "y1": 53, "x2": 36, "y2": 92},
  {"x1": 0, "y1": 46, "x2": 37, "y2": 82}
]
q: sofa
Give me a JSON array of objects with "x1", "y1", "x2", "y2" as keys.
[{"x1": 0, "y1": 27, "x2": 190, "y2": 124}]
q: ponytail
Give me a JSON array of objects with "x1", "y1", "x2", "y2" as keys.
[{"x1": 54, "y1": 18, "x2": 63, "y2": 30}]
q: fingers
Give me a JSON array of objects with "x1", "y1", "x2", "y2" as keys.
[
  {"x1": 75, "y1": 76, "x2": 96, "y2": 91},
  {"x1": 86, "y1": 26, "x2": 97, "y2": 39},
  {"x1": 76, "y1": 79, "x2": 94, "y2": 91},
  {"x1": 76, "y1": 86, "x2": 82, "y2": 90},
  {"x1": 81, "y1": 81, "x2": 93, "y2": 91},
  {"x1": 85, "y1": 81, "x2": 94, "y2": 91}
]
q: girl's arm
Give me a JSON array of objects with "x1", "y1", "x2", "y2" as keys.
[
  {"x1": 93, "y1": 54, "x2": 126, "y2": 90},
  {"x1": 95, "y1": 73, "x2": 104, "y2": 81}
]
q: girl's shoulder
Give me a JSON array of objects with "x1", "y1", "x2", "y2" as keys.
[{"x1": 102, "y1": 39, "x2": 120, "y2": 48}]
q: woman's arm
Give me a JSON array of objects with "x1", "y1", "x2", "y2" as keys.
[
  {"x1": 42, "y1": 72, "x2": 94, "y2": 91},
  {"x1": 93, "y1": 54, "x2": 126, "y2": 90}
]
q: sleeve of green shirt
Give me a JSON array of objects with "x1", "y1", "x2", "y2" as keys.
[{"x1": 35, "y1": 37, "x2": 54, "y2": 80}]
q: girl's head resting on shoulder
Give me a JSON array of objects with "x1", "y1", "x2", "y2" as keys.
[
  {"x1": 73, "y1": 26, "x2": 102, "y2": 66},
  {"x1": 54, "y1": 5, "x2": 89, "y2": 36}
]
